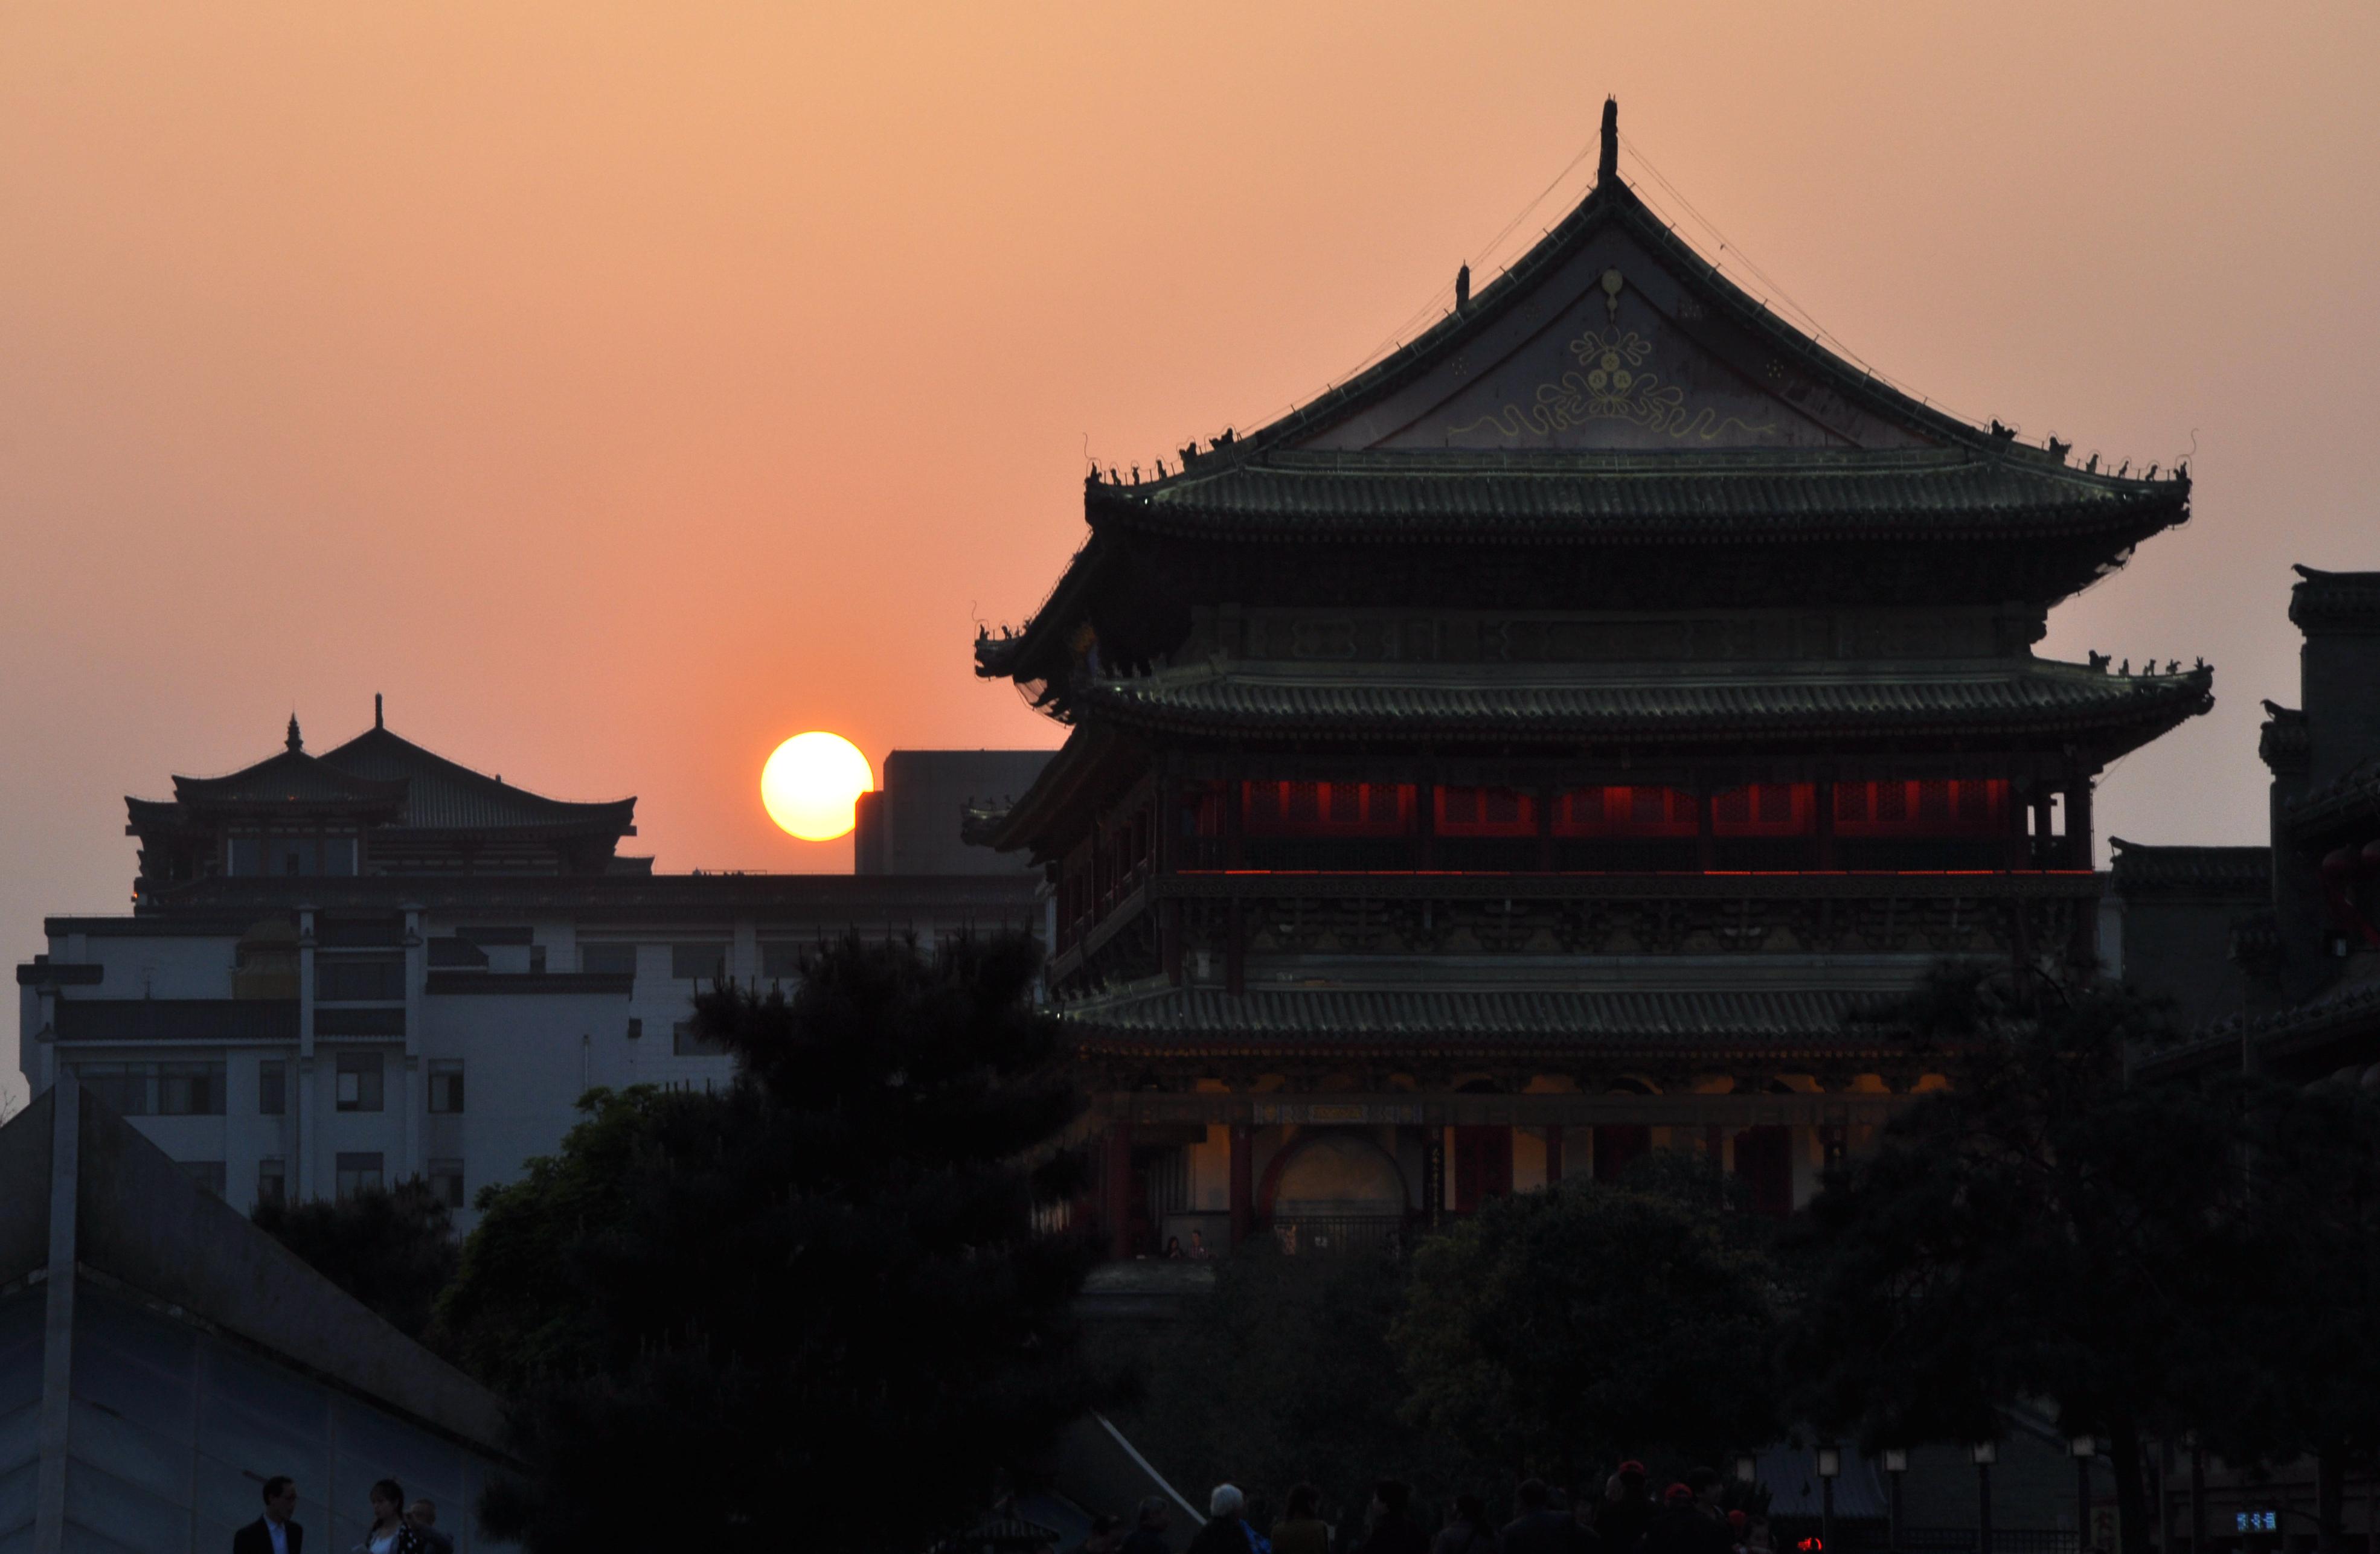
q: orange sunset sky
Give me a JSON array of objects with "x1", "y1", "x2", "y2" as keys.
[{"x1": 5, "y1": 4, "x2": 2378, "y2": 1081}]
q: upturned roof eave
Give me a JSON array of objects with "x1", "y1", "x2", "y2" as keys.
[{"x1": 1068, "y1": 664, "x2": 2216, "y2": 749}]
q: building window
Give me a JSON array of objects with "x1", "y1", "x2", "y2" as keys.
[
  {"x1": 259, "y1": 1059, "x2": 287, "y2": 1116},
  {"x1": 672, "y1": 1021, "x2": 731, "y2": 1057},
  {"x1": 316, "y1": 954, "x2": 405, "y2": 1003},
  {"x1": 256, "y1": 1157, "x2": 286, "y2": 1209},
  {"x1": 158, "y1": 1061, "x2": 226, "y2": 1116},
  {"x1": 427, "y1": 1060, "x2": 465, "y2": 1114},
  {"x1": 335, "y1": 1052, "x2": 385, "y2": 1112},
  {"x1": 528, "y1": 945, "x2": 547, "y2": 974},
  {"x1": 582, "y1": 942, "x2": 638, "y2": 976},
  {"x1": 177, "y1": 1160, "x2": 227, "y2": 1198},
  {"x1": 428, "y1": 1158, "x2": 466, "y2": 1210},
  {"x1": 322, "y1": 837, "x2": 359, "y2": 875},
  {"x1": 759, "y1": 942, "x2": 803, "y2": 980},
  {"x1": 670, "y1": 944, "x2": 730, "y2": 982},
  {"x1": 76, "y1": 1063, "x2": 152, "y2": 1116},
  {"x1": 335, "y1": 1152, "x2": 384, "y2": 1200},
  {"x1": 226, "y1": 837, "x2": 260, "y2": 877},
  {"x1": 626, "y1": 1017, "x2": 643, "y2": 1041}
]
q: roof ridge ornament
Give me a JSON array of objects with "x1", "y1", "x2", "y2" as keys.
[
  {"x1": 286, "y1": 714, "x2": 302, "y2": 753},
  {"x1": 1598, "y1": 97, "x2": 1619, "y2": 185}
]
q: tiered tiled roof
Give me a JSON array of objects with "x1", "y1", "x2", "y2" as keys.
[
  {"x1": 980, "y1": 104, "x2": 2189, "y2": 688},
  {"x1": 2285, "y1": 759, "x2": 2380, "y2": 843},
  {"x1": 2107, "y1": 839, "x2": 2273, "y2": 898},
  {"x1": 318, "y1": 725, "x2": 635, "y2": 834},
  {"x1": 128, "y1": 717, "x2": 635, "y2": 837},
  {"x1": 1088, "y1": 447, "x2": 2181, "y2": 545},
  {"x1": 1060, "y1": 983, "x2": 1907, "y2": 1060},
  {"x1": 2138, "y1": 974, "x2": 2380, "y2": 1081},
  {"x1": 1077, "y1": 659, "x2": 2212, "y2": 746}
]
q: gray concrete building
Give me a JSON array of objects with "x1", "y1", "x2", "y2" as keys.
[{"x1": 0, "y1": 1072, "x2": 518, "y2": 1552}]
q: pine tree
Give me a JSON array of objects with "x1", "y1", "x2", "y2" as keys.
[{"x1": 440, "y1": 932, "x2": 1096, "y2": 1554}]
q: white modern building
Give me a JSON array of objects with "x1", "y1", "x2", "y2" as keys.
[{"x1": 15, "y1": 707, "x2": 1045, "y2": 1227}]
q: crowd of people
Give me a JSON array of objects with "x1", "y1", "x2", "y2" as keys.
[
  {"x1": 231, "y1": 1473, "x2": 457, "y2": 1554},
  {"x1": 1081, "y1": 1463, "x2": 1769, "y2": 1554}
]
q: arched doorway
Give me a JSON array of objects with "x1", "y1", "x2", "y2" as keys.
[{"x1": 1261, "y1": 1131, "x2": 1410, "y2": 1254}]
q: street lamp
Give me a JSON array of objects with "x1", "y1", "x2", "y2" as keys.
[
  {"x1": 1883, "y1": 1449, "x2": 1908, "y2": 1553},
  {"x1": 2071, "y1": 1436, "x2": 2097, "y2": 1553},
  {"x1": 1817, "y1": 1446, "x2": 1841, "y2": 1554},
  {"x1": 1972, "y1": 1441, "x2": 1998, "y2": 1554}
]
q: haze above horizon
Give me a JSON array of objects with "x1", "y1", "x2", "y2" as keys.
[{"x1": 6, "y1": 2, "x2": 2377, "y2": 1086}]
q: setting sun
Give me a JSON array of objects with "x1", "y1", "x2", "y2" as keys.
[{"x1": 760, "y1": 732, "x2": 874, "y2": 842}]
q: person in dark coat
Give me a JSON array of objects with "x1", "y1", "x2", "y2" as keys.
[
  {"x1": 1432, "y1": 1494, "x2": 1496, "y2": 1554},
  {"x1": 1188, "y1": 1486, "x2": 1263, "y2": 1554},
  {"x1": 233, "y1": 1476, "x2": 303, "y2": 1554},
  {"x1": 405, "y1": 1500, "x2": 454, "y2": 1554},
  {"x1": 1594, "y1": 1464, "x2": 1652, "y2": 1554},
  {"x1": 1121, "y1": 1497, "x2": 1175, "y2": 1554},
  {"x1": 1502, "y1": 1480, "x2": 1589, "y2": 1554},
  {"x1": 1353, "y1": 1481, "x2": 1429, "y2": 1554},
  {"x1": 1641, "y1": 1485, "x2": 1732, "y2": 1554}
]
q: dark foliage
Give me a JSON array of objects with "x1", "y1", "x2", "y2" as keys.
[
  {"x1": 1783, "y1": 968, "x2": 2238, "y2": 1554},
  {"x1": 440, "y1": 932, "x2": 1098, "y2": 1554},
  {"x1": 2195, "y1": 1081, "x2": 2380, "y2": 1554},
  {"x1": 1396, "y1": 1152, "x2": 1782, "y2": 1487},
  {"x1": 252, "y1": 1177, "x2": 458, "y2": 1345},
  {"x1": 1098, "y1": 1242, "x2": 1488, "y2": 1528}
]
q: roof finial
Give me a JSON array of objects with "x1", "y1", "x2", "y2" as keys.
[
  {"x1": 1598, "y1": 97, "x2": 1619, "y2": 185},
  {"x1": 1455, "y1": 263, "x2": 1471, "y2": 312},
  {"x1": 374, "y1": 692, "x2": 383, "y2": 730},
  {"x1": 286, "y1": 714, "x2": 303, "y2": 753}
]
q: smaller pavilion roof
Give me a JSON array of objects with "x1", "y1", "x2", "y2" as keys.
[{"x1": 129, "y1": 711, "x2": 635, "y2": 837}]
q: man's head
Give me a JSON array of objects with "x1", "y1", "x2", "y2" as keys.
[
  {"x1": 1665, "y1": 1485, "x2": 1696, "y2": 1510},
  {"x1": 1691, "y1": 1469, "x2": 1724, "y2": 1508},
  {"x1": 1211, "y1": 1485, "x2": 1246, "y2": 1523},
  {"x1": 261, "y1": 1477, "x2": 298, "y2": 1524},
  {"x1": 1137, "y1": 1496, "x2": 1173, "y2": 1532},
  {"x1": 409, "y1": 1500, "x2": 437, "y2": 1528},
  {"x1": 1519, "y1": 1480, "x2": 1551, "y2": 1512}
]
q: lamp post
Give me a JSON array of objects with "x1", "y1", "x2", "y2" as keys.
[
  {"x1": 1973, "y1": 1441, "x2": 1998, "y2": 1554},
  {"x1": 2189, "y1": 1433, "x2": 2207, "y2": 1554},
  {"x1": 1817, "y1": 1446, "x2": 1842, "y2": 1554},
  {"x1": 2071, "y1": 1436, "x2": 2097, "y2": 1553},
  {"x1": 1884, "y1": 1449, "x2": 1908, "y2": 1554}
]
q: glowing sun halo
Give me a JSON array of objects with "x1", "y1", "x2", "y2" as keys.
[{"x1": 761, "y1": 732, "x2": 874, "y2": 842}]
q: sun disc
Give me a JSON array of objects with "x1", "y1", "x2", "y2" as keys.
[{"x1": 761, "y1": 732, "x2": 874, "y2": 842}]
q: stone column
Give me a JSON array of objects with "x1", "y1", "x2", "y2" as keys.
[
  {"x1": 1228, "y1": 1123, "x2": 1253, "y2": 1248},
  {"x1": 1106, "y1": 1121, "x2": 1134, "y2": 1261}
]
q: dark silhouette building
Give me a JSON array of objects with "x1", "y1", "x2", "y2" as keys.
[{"x1": 972, "y1": 101, "x2": 2206, "y2": 1256}]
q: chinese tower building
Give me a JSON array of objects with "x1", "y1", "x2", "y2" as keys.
[{"x1": 973, "y1": 102, "x2": 2207, "y2": 1256}]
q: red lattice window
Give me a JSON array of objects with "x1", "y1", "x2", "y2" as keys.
[
  {"x1": 1551, "y1": 787, "x2": 1698, "y2": 837},
  {"x1": 1435, "y1": 787, "x2": 1538, "y2": 837},
  {"x1": 1834, "y1": 779, "x2": 2007, "y2": 837},
  {"x1": 1711, "y1": 783, "x2": 1814, "y2": 837},
  {"x1": 1240, "y1": 782, "x2": 1415, "y2": 837}
]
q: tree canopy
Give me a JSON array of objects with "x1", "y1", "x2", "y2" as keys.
[
  {"x1": 1395, "y1": 1153, "x2": 1782, "y2": 1486},
  {"x1": 1784, "y1": 970, "x2": 2248, "y2": 1554},
  {"x1": 252, "y1": 1175, "x2": 458, "y2": 1345},
  {"x1": 438, "y1": 932, "x2": 1097, "y2": 1554},
  {"x1": 1101, "y1": 1241, "x2": 1486, "y2": 1526}
]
